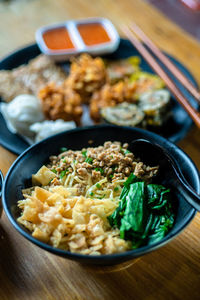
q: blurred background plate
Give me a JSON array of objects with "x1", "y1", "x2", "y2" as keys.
[{"x1": 0, "y1": 39, "x2": 199, "y2": 155}]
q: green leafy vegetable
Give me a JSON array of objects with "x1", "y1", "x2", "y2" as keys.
[
  {"x1": 51, "y1": 169, "x2": 57, "y2": 174},
  {"x1": 120, "y1": 173, "x2": 139, "y2": 200},
  {"x1": 96, "y1": 183, "x2": 101, "y2": 188},
  {"x1": 108, "y1": 174, "x2": 138, "y2": 228},
  {"x1": 147, "y1": 184, "x2": 171, "y2": 210},
  {"x1": 120, "y1": 182, "x2": 147, "y2": 239},
  {"x1": 108, "y1": 173, "x2": 175, "y2": 249}
]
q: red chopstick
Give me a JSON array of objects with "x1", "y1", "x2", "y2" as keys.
[
  {"x1": 130, "y1": 21, "x2": 200, "y2": 103},
  {"x1": 120, "y1": 24, "x2": 200, "y2": 129}
]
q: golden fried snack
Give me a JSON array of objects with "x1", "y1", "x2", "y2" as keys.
[
  {"x1": 39, "y1": 82, "x2": 83, "y2": 124},
  {"x1": 64, "y1": 54, "x2": 106, "y2": 103},
  {"x1": 129, "y1": 72, "x2": 165, "y2": 99},
  {"x1": 0, "y1": 54, "x2": 67, "y2": 102},
  {"x1": 90, "y1": 80, "x2": 137, "y2": 122},
  {"x1": 106, "y1": 56, "x2": 141, "y2": 84}
]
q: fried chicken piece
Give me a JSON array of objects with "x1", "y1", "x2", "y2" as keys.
[
  {"x1": 39, "y1": 82, "x2": 83, "y2": 124},
  {"x1": 106, "y1": 56, "x2": 140, "y2": 84},
  {"x1": 64, "y1": 54, "x2": 106, "y2": 103},
  {"x1": 0, "y1": 54, "x2": 67, "y2": 102},
  {"x1": 90, "y1": 80, "x2": 137, "y2": 122}
]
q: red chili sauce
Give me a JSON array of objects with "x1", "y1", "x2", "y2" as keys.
[
  {"x1": 77, "y1": 23, "x2": 111, "y2": 46},
  {"x1": 43, "y1": 27, "x2": 75, "y2": 50}
]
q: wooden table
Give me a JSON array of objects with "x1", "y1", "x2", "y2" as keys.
[
  {"x1": 146, "y1": 0, "x2": 200, "y2": 40},
  {"x1": 1, "y1": 0, "x2": 200, "y2": 299}
]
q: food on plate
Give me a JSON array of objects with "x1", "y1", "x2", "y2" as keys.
[
  {"x1": 30, "y1": 119, "x2": 76, "y2": 142},
  {"x1": 130, "y1": 71, "x2": 165, "y2": 99},
  {"x1": 0, "y1": 54, "x2": 67, "y2": 102},
  {"x1": 0, "y1": 94, "x2": 44, "y2": 137},
  {"x1": 64, "y1": 53, "x2": 107, "y2": 103},
  {"x1": 0, "y1": 52, "x2": 172, "y2": 144},
  {"x1": 39, "y1": 82, "x2": 83, "y2": 124},
  {"x1": 106, "y1": 56, "x2": 140, "y2": 83},
  {"x1": 90, "y1": 80, "x2": 137, "y2": 122},
  {"x1": 17, "y1": 141, "x2": 175, "y2": 255},
  {"x1": 108, "y1": 175, "x2": 175, "y2": 249},
  {"x1": 100, "y1": 89, "x2": 171, "y2": 127},
  {"x1": 0, "y1": 93, "x2": 76, "y2": 143},
  {"x1": 88, "y1": 63, "x2": 168, "y2": 123},
  {"x1": 101, "y1": 102, "x2": 145, "y2": 127},
  {"x1": 139, "y1": 89, "x2": 171, "y2": 126}
]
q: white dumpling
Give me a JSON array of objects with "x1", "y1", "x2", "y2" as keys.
[
  {"x1": 30, "y1": 119, "x2": 76, "y2": 142},
  {"x1": 0, "y1": 94, "x2": 44, "y2": 137}
]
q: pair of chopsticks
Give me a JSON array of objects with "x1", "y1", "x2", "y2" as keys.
[{"x1": 121, "y1": 23, "x2": 200, "y2": 129}]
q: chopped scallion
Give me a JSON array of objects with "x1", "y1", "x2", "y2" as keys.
[
  {"x1": 60, "y1": 147, "x2": 68, "y2": 153},
  {"x1": 97, "y1": 194, "x2": 106, "y2": 199},
  {"x1": 60, "y1": 169, "x2": 68, "y2": 179},
  {"x1": 124, "y1": 149, "x2": 131, "y2": 155},
  {"x1": 120, "y1": 147, "x2": 131, "y2": 155},
  {"x1": 95, "y1": 167, "x2": 104, "y2": 175},
  {"x1": 82, "y1": 150, "x2": 87, "y2": 158},
  {"x1": 85, "y1": 157, "x2": 93, "y2": 164}
]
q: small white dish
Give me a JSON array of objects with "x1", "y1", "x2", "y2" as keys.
[{"x1": 35, "y1": 18, "x2": 120, "y2": 61}]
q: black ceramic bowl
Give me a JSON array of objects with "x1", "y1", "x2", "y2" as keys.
[{"x1": 2, "y1": 125, "x2": 200, "y2": 265}]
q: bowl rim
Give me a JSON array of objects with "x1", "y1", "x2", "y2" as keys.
[{"x1": 2, "y1": 124, "x2": 199, "y2": 261}]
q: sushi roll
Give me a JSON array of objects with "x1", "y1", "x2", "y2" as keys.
[
  {"x1": 139, "y1": 89, "x2": 171, "y2": 126},
  {"x1": 130, "y1": 71, "x2": 165, "y2": 99},
  {"x1": 100, "y1": 102, "x2": 145, "y2": 127}
]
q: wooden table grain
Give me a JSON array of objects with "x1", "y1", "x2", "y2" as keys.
[{"x1": 0, "y1": 0, "x2": 200, "y2": 299}]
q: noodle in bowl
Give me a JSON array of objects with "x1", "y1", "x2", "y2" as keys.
[
  {"x1": 2, "y1": 125, "x2": 198, "y2": 265},
  {"x1": 17, "y1": 141, "x2": 158, "y2": 255}
]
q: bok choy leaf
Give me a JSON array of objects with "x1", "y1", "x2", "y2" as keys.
[{"x1": 108, "y1": 174, "x2": 175, "y2": 249}]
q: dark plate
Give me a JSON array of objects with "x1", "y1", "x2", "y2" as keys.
[
  {"x1": 2, "y1": 125, "x2": 200, "y2": 265},
  {"x1": 0, "y1": 39, "x2": 198, "y2": 155}
]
